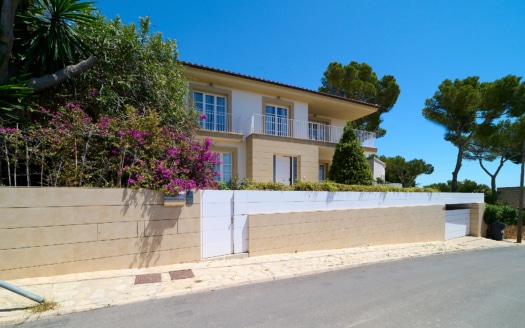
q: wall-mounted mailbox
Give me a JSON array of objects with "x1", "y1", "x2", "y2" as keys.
[
  {"x1": 163, "y1": 192, "x2": 185, "y2": 207},
  {"x1": 186, "y1": 191, "x2": 194, "y2": 205}
]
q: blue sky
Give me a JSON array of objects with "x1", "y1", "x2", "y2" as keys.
[{"x1": 95, "y1": 0, "x2": 525, "y2": 188}]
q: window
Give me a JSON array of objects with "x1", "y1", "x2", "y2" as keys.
[
  {"x1": 194, "y1": 92, "x2": 227, "y2": 132},
  {"x1": 215, "y1": 152, "x2": 232, "y2": 183},
  {"x1": 319, "y1": 164, "x2": 327, "y2": 182},
  {"x1": 265, "y1": 105, "x2": 288, "y2": 136}
]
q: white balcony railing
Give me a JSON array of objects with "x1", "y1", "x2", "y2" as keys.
[
  {"x1": 198, "y1": 113, "x2": 242, "y2": 134},
  {"x1": 246, "y1": 114, "x2": 376, "y2": 148}
]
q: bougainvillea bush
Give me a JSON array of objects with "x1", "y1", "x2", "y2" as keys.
[{"x1": 0, "y1": 104, "x2": 219, "y2": 195}]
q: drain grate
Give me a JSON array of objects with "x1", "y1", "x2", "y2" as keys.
[
  {"x1": 169, "y1": 269, "x2": 195, "y2": 280},
  {"x1": 134, "y1": 273, "x2": 162, "y2": 285}
]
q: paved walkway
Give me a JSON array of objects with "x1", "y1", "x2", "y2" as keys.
[{"x1": 1, "y1": 237, "x2": 522, "y2": 326}]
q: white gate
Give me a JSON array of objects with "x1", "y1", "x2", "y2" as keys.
[
  {"x1": 445, "y1": 209, "x2": 470, "y2": 240},
  {"x1": 201, "y1": 191, "x2": 248, "y2": 259}
]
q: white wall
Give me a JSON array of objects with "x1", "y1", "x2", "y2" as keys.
[
  {"x1": 200, "y1": 190, "x2": 483, "y2": 258},
  {"x1": 368, "y1": 157, "x2": 386, "y2": 180},
  {"x1": 232, "y1": 191, "x2": 483, "y2": 215},
  {"x1": 231, "y1": 89, "x2": 261, "y2": 130},
  {"x1": 293, "y1": 101, "x2": 309, "y2": 122}
]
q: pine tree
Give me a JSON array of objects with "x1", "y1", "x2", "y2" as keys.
[{"x1": 328, "y1": 123, "x2": 373, "y2": 185}]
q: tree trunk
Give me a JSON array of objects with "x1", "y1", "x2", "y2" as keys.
[
  {"x1": 451, "y1": 145, "x2": 464, "y2": 192},
  {"x1": 0, "y1": 0, "x2": 21, "y2": 85},
  {"x1": 28, "y1": 56, "x2": 98, "y2": 92}
]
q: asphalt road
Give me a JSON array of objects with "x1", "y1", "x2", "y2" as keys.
[{"x1": 10, "y1": 247, "x2": 525, "y2": 328}]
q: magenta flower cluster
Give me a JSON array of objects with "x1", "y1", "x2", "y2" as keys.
[{"x1": 0, "y1": 104, "x2": 220, "y2": 194}]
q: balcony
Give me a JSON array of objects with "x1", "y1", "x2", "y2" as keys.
[
  {"x1": 198, "y1": 113, "x2": 242, "y2": 134},
  {"x1": 245, "y1": 114, "x2": 376, "y2": 148},
  {"x1": 197, "y1": 113, "x2": 376, "y2": 148}
]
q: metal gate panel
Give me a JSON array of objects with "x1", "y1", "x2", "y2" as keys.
[
  {"x1": 201, "y1": 191, "x2": 233, "y2": 258},
  {"x1": 445, "y1": 209, "x2": 470, "y2": 240}
]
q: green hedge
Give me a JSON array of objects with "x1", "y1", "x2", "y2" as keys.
[
  {"x1": 224, "y1": 180, "x2": 437, "y2": 193},
  {"x1": 483, "y1": 204, "x2": 519, "y2": 225}
]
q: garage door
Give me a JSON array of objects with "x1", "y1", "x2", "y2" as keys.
[{"x1": 445, "y1": 209, "x2": 470, "y2": 240}]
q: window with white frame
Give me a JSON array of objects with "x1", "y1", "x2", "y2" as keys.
[
  {"x1": 193, "y1": 92, "x2": 227, "y2": 132},
  {"x1": 319, "y1": 163, "x2": 327, "y2": 182},
  {"x1": 265, "y1": 105, "x2": 288, "y2": 136},
  {"x1": 215, "y1": 152, "x2": 232, "y2": 183},
  {"x1": 308, "y1": 121, "x2": 328, "y2": 141}
]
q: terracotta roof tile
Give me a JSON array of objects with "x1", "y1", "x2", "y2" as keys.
[{"x1": 180, "y1": 61, "x2": 382, "y2": 109}]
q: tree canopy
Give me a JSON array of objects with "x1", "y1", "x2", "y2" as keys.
[
  {"x1": 424, "y1": 179, "x2": 490, "y2": 194},
  {"x1": 0, "y1": 2, "x2": 216, "y2": 195},
  {"x1": 328, "y1": 122, "x2": 373, "y2": 185},
  {"x1": 423, "y1": 75, "x2": 525, "y2": 192},
  {"x1": 378, "y1": 155, "x2": 434, "y2": 188},
  {"x1": 1, "y1": 0, "x2": 98, "y2": 123},
  {"x1": 319, "y1": 61, "x2": 400, "y2": 138},
  {"x1": 13, "y1": 0, "x2": 96, "y2": 77},
  {"x1": 48, "y1": 14, "x2": 191, "y2": 128},
  {"x1": 464, "y1": 119, "x2": 524, "y2": 194}
]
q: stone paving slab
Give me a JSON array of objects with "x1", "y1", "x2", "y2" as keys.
[{"x1": 1, "y1": 237, "x2": 522, "y2": 326}]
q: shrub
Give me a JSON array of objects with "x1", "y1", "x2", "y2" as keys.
[
  {"x1": 243, "y1": 181, "x2": 293, "y2": 191},
  {"x1": 328, "y1": 123, "x2": 373, "y2": 186},
  {"x1": 484, "y1": 204, "x2": 518, "y2": 225},
  {"x1": 237, "y1": 180, "x2": 437, "y2": 192},
  {"x1": 217, "y1": 176, "x2": 251, "y2": 190},
  {"x1": 0, "y1": 105, "x2": 219, "y2": 195}
]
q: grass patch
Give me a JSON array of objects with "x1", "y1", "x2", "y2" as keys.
[{"x1": 29, "y1": 301, "x2": 58, "y2": 314}]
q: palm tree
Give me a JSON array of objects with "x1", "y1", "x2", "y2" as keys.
[
  {"x1": 14, "y1": 0, "x2": 96, "y2": 76},
  {"x1": 0, "y1": 0, "x2": 97, "y2": 121}
]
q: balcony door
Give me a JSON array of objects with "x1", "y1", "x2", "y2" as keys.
[
  {"x1": 194, "y1": 92, "x2": 227, "y2": 132},
  {"x1": 265, "y1": 105, "x2": 288, "y2": 136},
  {"x1": 308, "y1": 121, "x2": 328, "y2": 142}
]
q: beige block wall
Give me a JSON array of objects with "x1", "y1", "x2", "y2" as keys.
[
  {"x1": 0, "y1": 188, "x2": 201, "y2": 280},
  {"x1": 469, "y1": 203, "x2": 486, "y2": 237},
  {"x1": 246, "y1": 135, "x2": 319, "y2": 182},
  {"x1": 248, "y1": 205, "x2": 445, "y2": 257}
]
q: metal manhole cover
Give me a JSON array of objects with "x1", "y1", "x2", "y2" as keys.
[
  {"x1": 169, "y1": 269, "x2": 195, "y2": 280},
  {"x1": 134, "y1": 273, "x2": 162, "y2": 285}
]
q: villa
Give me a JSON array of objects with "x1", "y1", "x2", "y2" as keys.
[{"x1": 182, "y1": 62, "x2": 383, "y2": 184}]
